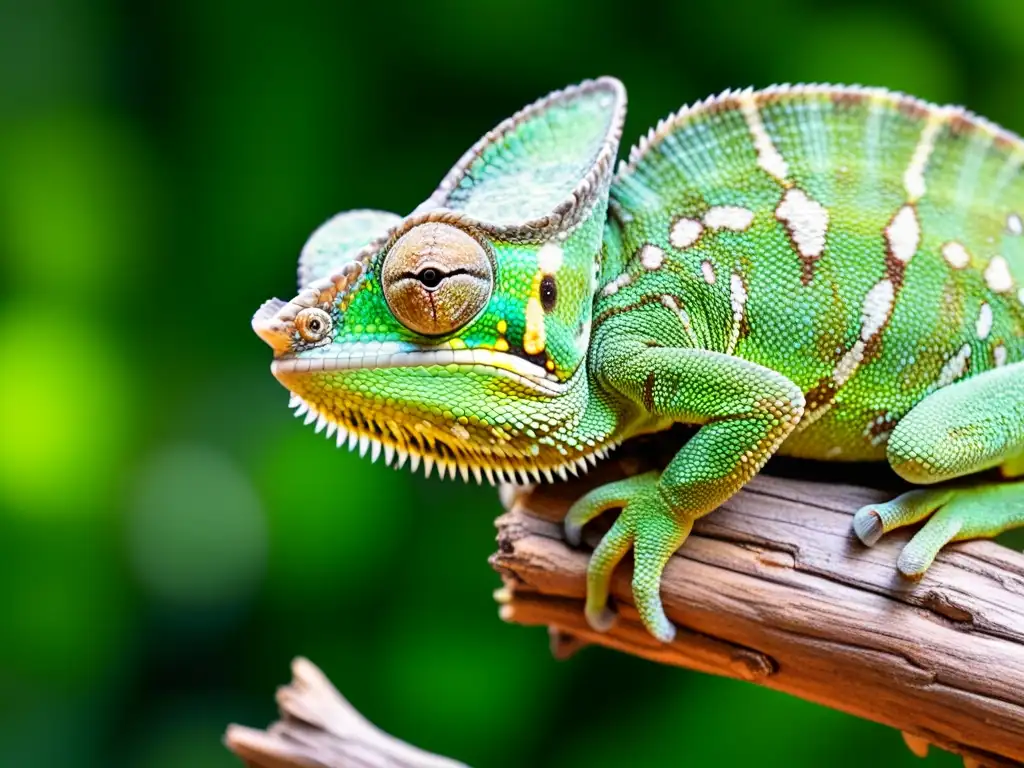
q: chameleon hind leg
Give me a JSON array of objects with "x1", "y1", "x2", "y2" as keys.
[
  {"x1": 853, "y1": 361, "x2": 1024, "y2": 576},
  {"x1": 565, "y1": 343, "x2": 804, "y2": 641}
]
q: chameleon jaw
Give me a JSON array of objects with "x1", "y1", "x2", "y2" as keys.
[{"x1": 283, "y1": 390, "x2": 618, "y2": 485}]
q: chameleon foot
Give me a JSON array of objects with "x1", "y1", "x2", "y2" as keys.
[
  {"x1": 853, "y1": 483, "x2": 1024, "y2": 576},
  {"x1": 565, "y1": 471, "x2": 690, "y2": 642}
]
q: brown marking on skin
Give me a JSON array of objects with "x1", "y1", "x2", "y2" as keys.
[
  {"x1": 642, "y1": 372, "x2": 657, "y2": 412},
  {"x1": 804, "y1": 376, "x2": 837, "y2": 412},
  {"x1": 801, "y1": 259, "x2": 816, "y2": 286},
  {"x1": 866, "y1": 410, "x2": 894, "y2": 439},
  {"x1": 830, "y1": 91, "x2": 872, "y2": 115},
  {"x1": 859, "y1": 334, "x2": 886, "y2": 370},
  {"x1": 710, "y1": 94, "x2": 742, "y2": 114},
  {"x1": 738, "y1": 312, "x2": 752, "y2": 342},
  {"x1": 896, "y1": 98, "x2": 929, "y2": 121},
  {"x1": 993, "y1": 131, "x2": 1021, "y2": 152},
  {"x1": 593, "y1": 295, "x2": 668, "y2": 328},
  {"x1": 883, "y1": 256, "x2": 906, "y2": 290},
  {"x1": 947, "y1": 113, "x2": 974, "y2": 138}
]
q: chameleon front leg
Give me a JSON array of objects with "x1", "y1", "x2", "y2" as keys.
[
  {"x1": 567, "y1": 343, "x2": 805, "y2": 641},
  {"x1": 854, "y1": 361, "x2": 1024, "y2": 575}
]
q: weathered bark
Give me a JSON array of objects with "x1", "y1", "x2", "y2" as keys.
[
  {"x1": 224, "y1": 657, "x2": 467, "y2": 768},
  {"x1": 490, "y1": 436, "x2": 1024, "y2": 767}
]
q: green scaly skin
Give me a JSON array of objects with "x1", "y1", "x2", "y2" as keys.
[{"x1": 254, "y1": 78, "x2": 1024, "y2": 642}]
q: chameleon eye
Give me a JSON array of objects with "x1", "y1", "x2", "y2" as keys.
[
  {"x1": 382, "y1": 222, "x2": 493, "y2": 336},
  {"x1": 540, "y1": 275, "x2": 558, "y2": 311},
  {"x1": 295, "y1": 307, "x2": 333, "y2": 343}
]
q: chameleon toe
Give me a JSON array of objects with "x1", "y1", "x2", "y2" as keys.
[
  {"x1": 585, "y1": 604, "x2": 618, "y2": 633},
  {"x1": 852, "y1": 507, "x2": 884, "y2": 546}
]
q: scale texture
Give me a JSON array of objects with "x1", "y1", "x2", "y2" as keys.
[{"x1": 253, "y1": 78, "x2": 1024, "y2": 641}]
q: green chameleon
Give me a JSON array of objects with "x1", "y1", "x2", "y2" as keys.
[{"x1": 253, "y1": 78, "x2": 1024, "y2": 642}]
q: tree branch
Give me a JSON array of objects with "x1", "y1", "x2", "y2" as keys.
[
  {"x1": 224, "y1": 657, "x2": 468, "y2": 768},
  {"x1": 489, "y1": 436, "x2": 1024, "y2": 767}
]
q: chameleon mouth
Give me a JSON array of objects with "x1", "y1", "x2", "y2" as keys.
[
  {"x1": 282, "y1": 385, "x2": 617, "y2": 486},
  {"x1": 271, "y1": 346, "x2": 569, "y2": 396}
]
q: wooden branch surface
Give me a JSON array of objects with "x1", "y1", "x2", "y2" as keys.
[
  {"x1": 225, "y1": 657, "x2": 467, "y2": 768},
  {"x1": 490, "y1": 436, "x2": 1024, "y2": 767}
]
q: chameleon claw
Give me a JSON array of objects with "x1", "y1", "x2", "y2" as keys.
[
  {"x1": 585, "y1": 604, "x2": 617, "y2": 633},
  {"x1": 896, "y1": 548, "x2": 933, "y2": 579},
  {"x1": 852, "y1": 507, "x2": 884, "y2": 546},
  {"x1": 564, "y1": 519, "x2": 584, "y2": 547}
]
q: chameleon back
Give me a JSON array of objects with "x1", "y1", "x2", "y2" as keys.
[{"x1": 602, "y1": 85, "x2": 1024, "y2": 460}]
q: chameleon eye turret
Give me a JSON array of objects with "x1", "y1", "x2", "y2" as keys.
[
  {"x1": 294, "y1": 307, "x2": 333, "y2": 343},
  {"x1": 381, "y1": 222, "x2": 493, "y2": 336}
]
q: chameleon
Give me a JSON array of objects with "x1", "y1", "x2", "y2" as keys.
[{"x1": 253, "y1": 77, "x2": 1024, "y2": 642}]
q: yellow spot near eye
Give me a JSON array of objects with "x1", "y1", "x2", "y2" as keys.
[
  {"x1": 523, "y1": 296, "x2": 546, "y2": 355},
  {"x1": 496, "y1": 319, "x2": 507, "y2": 334},
  {"x1": 494, "y1": 337, "x2": 509, "y2": 352},
  {"x1": 449, "y1": 338, "x2": 467, "y2": 349},
  {"x1": 545, "y1": 359, "x2": 555, "y2": 371}
]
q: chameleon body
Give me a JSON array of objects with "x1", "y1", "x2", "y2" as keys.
[{"x1": 254, "y1": 78, "x2": 1024, "y2": 642}]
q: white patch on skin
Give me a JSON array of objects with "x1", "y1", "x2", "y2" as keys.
[
  {"x1": 1019, "y1": 287, "x2": 1024, "y2": 306},
  {"x1": 730, "y1": 273, "x2": 748, "y2": 318},
  {"x1": 976, "y1": 302, "x2": 993, "y2": 340},
  {"x1": 904, "y1": 115, "x2": 943, "y2": 201},
  {"x1": 700, "y1": 260, "x2": 716, "y2": 284},
  {"x1": 1008, "y1": 213, "x2": 1023, "y2": 236},
  {"x1": 670, "y1": 217, "x2": 703, "y2": 249},
  {"x1": 994, "y1": 344, "x2": 1007, "y2": 367},
  {"x1": 937, "y1": 343, "x2": 972, "y2": 388},
  {"x1": 860, "y1": 279, "x2": 895, "y2": 341},
  {"x1": 834, "y1": 278, "x2": 895, "y2": 387},
  {"x1": 537, "y1": 242, "x2": 564, "y2": 273},
  {"x1": 984, "y1": 255, "x2": 1013, "y2": 293},
  {"x1": 775, "y1": 188, "x2": 829, "y2": 259},
  {"x1": 725, "y1": 273, "x2": 748, "y2": 355},
  {"x1": 601, "y1": 273, "x2": 632, "y2": 296},
  {"x1": 885, "y1": 205, "x2": 920, "y2": 264},
  {"x1": 941, "y1": 241, "x2": 971, "y2": 269},
  {"x1": 834, "y1": 341, "x2": 866, "y2": 386},
  {"x1": 639, "y1": 244, "x2": 665, "y2": 270},
  {"x1": 740, "y1": 95, "x2": 789, "y2": 182},
  {"x1": 704, "y1": 205, "x2": 755, "y2": 232}
]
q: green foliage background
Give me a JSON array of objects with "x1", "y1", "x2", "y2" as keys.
[{"x1": 2, "y1": 0, "x2": 1020, "y2": 765}]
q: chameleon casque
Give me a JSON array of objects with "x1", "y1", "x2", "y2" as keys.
[{"x1": 253, "y1": 77, "x2": 1024, "y2": 642}]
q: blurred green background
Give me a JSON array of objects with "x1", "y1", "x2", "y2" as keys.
[{"x1": 2, "y1": 0, "x2": 1021, "y2": 765}]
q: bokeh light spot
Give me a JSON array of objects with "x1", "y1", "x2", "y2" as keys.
[
  {"x1": 126, "y1": 445, "x2": 267, "y2": 608},
  {"x1": 0, "y1": 302, "x2": 133, "y2": 516}
]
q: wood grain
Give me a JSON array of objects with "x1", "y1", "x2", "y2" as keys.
[
  {"x1": 489, "y1": 434, "x2": 1024, "y2": 767},
  {"x1": 225, "y1": 657, "x2": 468, "y2": 768}
]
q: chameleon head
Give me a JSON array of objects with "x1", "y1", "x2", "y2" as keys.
[{"x1": 252, "y1": 77, "x2": 626, "y2": 482}]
